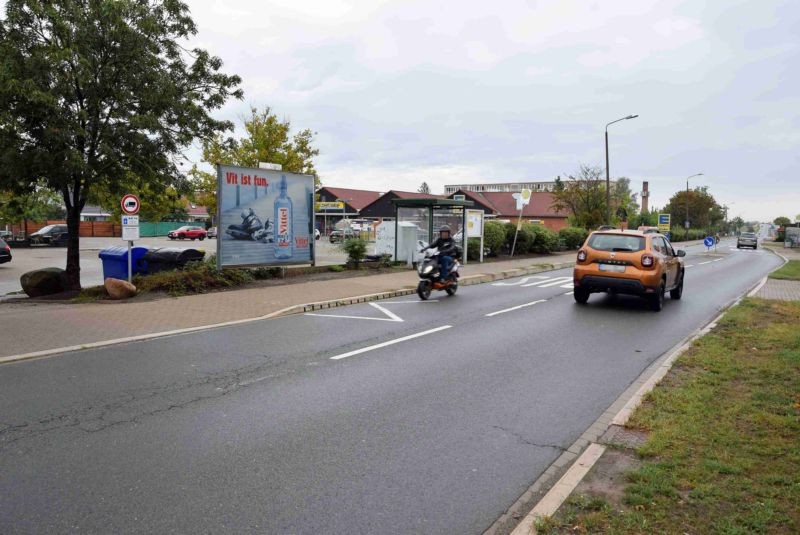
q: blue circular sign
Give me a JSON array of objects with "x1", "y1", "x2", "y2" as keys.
[{"x1": 704, "y1": 236, "x2": 715, "y2": 247}]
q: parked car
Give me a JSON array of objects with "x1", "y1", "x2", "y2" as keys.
[
  {"x1": 314, "y1": 228, "x2": 320, "y2": 240},
  {"x1": 0, "y1": 230, "x2": 12, "y2": 241},
  {"x1": 329, "y1": 229, "x2": 357, "y2": 243},
  {"x1": 0, "y1": 238, "x2": 11, "y2": 264},
  {"x1": 573, "y1": 229, "x2": 685, "y2": 312},
  {"x1": 207, "y1": 227, "x2": 218, "y2": 238},
  {"x1": 167, "y1": 226, "x2": 207, "y2": 240},
  {"x1": 737, "y1": 232, "x2": 758, "y2": 249},
  {"x1": 30, "y1": 224, "x2": 69, "y2": 245}
]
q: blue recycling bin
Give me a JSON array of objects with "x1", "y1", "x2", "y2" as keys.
[{"x1": 98, "y1": 246, "x2": 149, "y2": 280}]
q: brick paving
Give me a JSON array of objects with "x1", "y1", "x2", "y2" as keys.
[
  {"x1": 756, "y1": 279, "x2": 800, "y2": 301},
  {"x1": 1, "y1": 253, "x2": 577, "y2": 358}
]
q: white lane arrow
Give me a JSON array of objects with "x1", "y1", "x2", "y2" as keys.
[
  {"x1": 491, "y1": 275, "x2": 549, "y2": 286},
  {"x1": 305, "y1": 302, "x2": 403, "y2": 322}
]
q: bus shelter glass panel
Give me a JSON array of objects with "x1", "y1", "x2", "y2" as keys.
[
  {"x1": 396, "y1": 206, "x2": 430, "y2": 262},
  {"x1": 433, "y1": 207, "x2": 466, "y2": 252}
]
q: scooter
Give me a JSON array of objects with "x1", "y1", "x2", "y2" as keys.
[
  {"x1": 416, "y1": 247, "x2": 460, "y2": 300},
  {"x1": 226, "y1": 210, "x2": 272, "y2": 241}
]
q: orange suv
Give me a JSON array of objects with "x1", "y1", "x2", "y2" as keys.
[{"x1": 573, "y1": 230, "x2": 686, "y2": 311}]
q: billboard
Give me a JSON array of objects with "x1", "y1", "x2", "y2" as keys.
[{"x1": 217, "y1": 164, "x2": 314, "y2": 267}]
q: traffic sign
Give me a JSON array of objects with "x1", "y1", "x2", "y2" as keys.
[
  {"x1": 122, "y1": 215, "x2": 139, "y2": 240},
  {"x1": 704, "y1": 236, "x2": 714, "y2": 247},
  {"x1": 657, "y1": 213, "x2": 671, "y2": 233},
  {"x1": 121, "y1": 194, "x2": 140, "y2": 215}
]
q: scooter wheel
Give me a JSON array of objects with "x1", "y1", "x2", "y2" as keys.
[
  {"x1": 445, "y1": 280, "x2": 458, "y2": 296},
  {"x1": 417, "y1": 280, "x2": 432, "y2": 301}
]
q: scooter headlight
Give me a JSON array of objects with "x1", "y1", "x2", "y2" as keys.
[{"x1": 422, "y1": 265, "x2": 433, "y2": 274}]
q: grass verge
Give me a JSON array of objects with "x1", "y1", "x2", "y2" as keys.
[
  {"x1": 769, "y1": 259, "x2": 800, "y2": 281},
  {"x1": 538, "y1": 298, "x2": 800, "y2": 534}
]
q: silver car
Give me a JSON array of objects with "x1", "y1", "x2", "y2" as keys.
[{"x1": 737, "y1": 232, "x2": 758, "y2": 249}]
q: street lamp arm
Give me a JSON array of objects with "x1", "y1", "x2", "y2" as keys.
[{"x1": 605, "y1": 114, "x2": 639, "y2": 131}]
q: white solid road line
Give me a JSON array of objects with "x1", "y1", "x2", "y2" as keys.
[
  {"x1": 305, "y1": 302, "x2": 404, "y2": 322},
  {"x1": 563, "y1": 291, "x2": 574, "y2": 295},
  {"x1": 685, "y1": 264, "x2": 694, "y2": 268},
  {"x1": 559, "y1": 283, "x2": 573, "y2": 288},
  {"x1": 485, "y1": 299, "x2": 547, "y2": 317},
  {"x1": 329, "y1": 325, "x2": 452, "y2": 360},
  {"x1": 699, "y1": 261, "x2": 712, "y2": 265},
  {"x1": 713, "y1": 258, "x2": 724, "y2": 262},
  {"x1": 521, "y1": 276, "x2": 572, "y2": 288}
]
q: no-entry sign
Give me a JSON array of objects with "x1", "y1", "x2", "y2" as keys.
[{"x1": 121, "y1": 194, "x2": 140, "y2": 215}]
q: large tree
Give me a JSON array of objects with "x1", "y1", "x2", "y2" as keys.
[
  {"x1": 664, "y1": 186, "x2": 724, "y2": 230},
  {"x1": 773, "y1": 216, "x2": 791, "y2": 226},
  {"x1": 190, "y1": 106, "x2": 320, "y2": 221},
  {"x1": 0, "y1": 0, "x2": 241, "y2": 289},
  {"x1": 550, "y1": 165, "x2": 635, "y2": 229}
]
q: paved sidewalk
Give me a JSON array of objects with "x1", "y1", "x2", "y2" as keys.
[
  {"x1": 756, "y1": 243, "x2": 800, "y2": 301},
  {"x1": 1, "y1": 253, "x2": 577, "y2": 359}
]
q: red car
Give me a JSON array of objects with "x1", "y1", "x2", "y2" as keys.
[{"x1": 168, "y1": 226, "x2": 207, "y2": 240}]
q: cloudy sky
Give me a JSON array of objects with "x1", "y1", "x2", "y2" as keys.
[{"x1": 9, "y1": 0, "x2": 797, "y2": 221}]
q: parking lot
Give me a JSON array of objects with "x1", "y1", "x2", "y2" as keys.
[{"x1": 0, "y1": 236, "x2": 347, "y2": 296}]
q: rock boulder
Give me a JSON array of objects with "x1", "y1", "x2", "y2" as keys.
[
  {"x1": 20, "y1": 268, "x2": 68, "y2": 297},
  {"x1": 104, "y1": 278, "x2": 137, "y2": 300}
]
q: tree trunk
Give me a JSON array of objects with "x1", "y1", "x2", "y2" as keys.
[{"x1": 65, "y1": 204, "x2": 82, "y2": 291}]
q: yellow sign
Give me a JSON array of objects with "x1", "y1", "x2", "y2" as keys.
[
  {"x1": 657, "y1": 213, "x2": 671, "y2": 232},
  {"x1": 316, "y1": 201, "x2": 344, "y2": 211}
]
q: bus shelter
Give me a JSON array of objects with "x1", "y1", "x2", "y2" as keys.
[{"x1": 390, "y1": 198, "x2": 474, "y2": 265}]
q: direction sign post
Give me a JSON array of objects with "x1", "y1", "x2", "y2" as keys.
[
  {"x1": 704, "y1": 236, "x2": 715, "y2": 254},
  {"x1": 120, "y1": 195, "x2": 140, "y2": 283}
]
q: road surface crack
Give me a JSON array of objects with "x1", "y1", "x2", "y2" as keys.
[
  {"x1": 0, "y1": 360, "x2": 292, "y2": 452},
  {"x1": 492, "y1": 426, "x2": 565, "y2": 451}
]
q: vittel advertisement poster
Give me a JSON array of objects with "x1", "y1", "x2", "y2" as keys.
[{"x1": 217, "y1": 164, "x2": 314, "y2": 268}]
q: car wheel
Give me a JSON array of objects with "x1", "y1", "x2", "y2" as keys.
[
  {"x1": 574, "y1": 288, "x2": 590, "y2": 304},
  {"x1": 649, "y1": 281, "x2": 665, "y2": 312},
  {"x1": 199, "y1": 236, "x2": 205, "y2": 241},
  {"x1": 670, "y1": 271, "x2": 684, "y2": 300},
  {"x1": 169, "y1": 236, "x2": 175, "y2": 240}
]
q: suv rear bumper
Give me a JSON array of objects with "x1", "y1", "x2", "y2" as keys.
[{"x1": 575, "y1": 275, "x2": 658, "y2": 296}]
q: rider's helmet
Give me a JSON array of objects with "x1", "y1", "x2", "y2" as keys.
[
  {"x1": 439, "y1": 225, "x2": 451, "y2": 238},
  {"x1": 241, "y1": 210, "x2": 248, "y2": 219}
]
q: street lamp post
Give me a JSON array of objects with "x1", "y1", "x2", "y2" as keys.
[
  {"x1": 684, "y1": 173, "x2": 703, "y2": 240},
  {"x1": 605, "y1": 115, "x2": 639, "y2": 225}
]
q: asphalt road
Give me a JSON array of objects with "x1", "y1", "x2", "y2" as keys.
[
  {"x1": 0, "y1": 237, "x2": 346, "y2": 295},
  {"x1": 0, "y1": 240, "x2": 780, "y2": 534}
]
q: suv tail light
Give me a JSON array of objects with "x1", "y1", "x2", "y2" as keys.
[
  {"x1": 577, "y1": 250, "x2": 587, "y2": 262},
  {"x1": 641, "y1": 254, "x2": 654, "y2": 268}
]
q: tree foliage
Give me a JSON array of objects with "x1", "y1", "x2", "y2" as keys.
[
  {"x1": 191, "y1": 106, "x2": 320, "y2": 221},
  {"x1": 550, "y1": 165, "x2": 636, "y2": 230},
  {"x1": 773, "y1": 216, "x2": 791, "y2": 226},
  {"x1": 0, "y1": 182, "x2": 65, "y2": 224},
  {"x1": 0, "y1": 0, "x2": 242, "y2": 288},
  {"x1": 418, "y1": 182, "x2": 431, "y2": 194},
  {"x1": 664, "y1": 186, "x2": 724, "y2": 230}
]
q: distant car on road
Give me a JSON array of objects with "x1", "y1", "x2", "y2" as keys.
[
  {"x1": 329, "y1": 229, "x2": 356, "y2": 243},
  {"x1": 30, "y1": 224, "x2": 69, "y2": 246},
  {"x1": 573, "y1": 229, "x2": 686, "y2": 312},
  {"x1": 207, "y1": 227, "x2": 218, "y2": 238},
  {"x1": 168, "y1": 226, "x2": 207, "y2": 241},
  {"x1": 0, "y1": 238, "x2": 11, "y2": 264},
  {"x1": 737, "y1": 232, "x2": 758, "y2": 249}
]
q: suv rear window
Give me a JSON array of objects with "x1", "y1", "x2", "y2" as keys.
[
  {"x1": 741, "y1": 232, "x2": 756, "y2": 238},
  {"x1": 587, "y1": 233, "x2": 646, "y2": 252}
]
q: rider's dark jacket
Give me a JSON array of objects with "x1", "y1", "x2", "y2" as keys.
[{"x1": 426, "y1": 236, "x2": 457, "y2": 257}]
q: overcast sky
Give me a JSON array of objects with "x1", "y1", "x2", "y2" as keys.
[{"x1": 180, "y1": 0, "x2": 800, "y2": 222}]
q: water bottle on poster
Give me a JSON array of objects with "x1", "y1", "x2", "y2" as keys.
[{"x1": 274, "y1": 175, "x2": 293, "y2": 259}]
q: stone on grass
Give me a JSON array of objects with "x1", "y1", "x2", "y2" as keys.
[
  {"x1": 104, "y1": 278, "x2": 137, "y2": 300},
  {"x1": 20, "y1": 268, "x2": 68, "y2": 297}
]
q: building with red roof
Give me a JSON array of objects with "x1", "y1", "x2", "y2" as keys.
[{"x1": 448, "y1": 189, "x2": 570, "y2": 231}]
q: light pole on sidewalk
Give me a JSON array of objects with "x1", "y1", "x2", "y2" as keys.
[
  {"x1": 605, "y1": 114, "x2": 638, "y2": 225},
  {"x1": 685, "y1": 173, "x2": 703, "y2": 240}
]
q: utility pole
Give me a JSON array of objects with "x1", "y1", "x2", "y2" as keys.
[{"x1": 684, "y1": 173, "x2": 703, "y2": 240}]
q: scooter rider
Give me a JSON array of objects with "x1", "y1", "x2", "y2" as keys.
[{"x1": 423, "y1": 225, "x2": 457, "y2": 281}]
